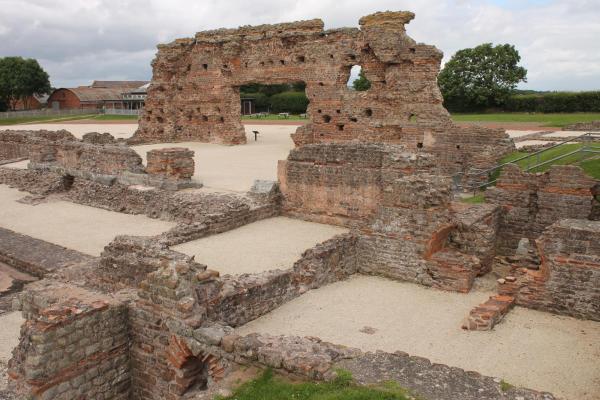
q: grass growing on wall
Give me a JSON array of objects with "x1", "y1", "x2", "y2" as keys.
[{"x1": 218, "y1": 369, "x2": 411, "y2": 400}]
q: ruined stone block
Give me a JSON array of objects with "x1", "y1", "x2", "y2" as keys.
[{"x1": 146, "y1": 147, "x2": 195, "y2": 180}]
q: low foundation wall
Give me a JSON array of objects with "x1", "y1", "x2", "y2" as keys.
[
  {"x1": 0, "y1": 130, "x2": 75, "y2": 163},
  {"x1": 0, "y1": 168, "x2": 280, "y2": 230},
  {"x1": 8, "y1": 282, "x2": 131, "y2": 399},
  {"x1": 485, "y1": 164, "x2": 596, "y2": 255},
  {"x1": 499, "y1": 219, "x2": 600, "y2": 321},
  {"x1": 112, "y1": 232, "x2": 356, "y2": 399}
]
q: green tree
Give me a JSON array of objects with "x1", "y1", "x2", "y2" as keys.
[
  {"x1": 0, "y1": 57, "x2": 52, "y2": 110},
  {"x1": 352, "y1": 69, "x2": 371, "y2": 91},
  {"x1": 438, "y1": 43, "x2": 527, "y2": 112}
]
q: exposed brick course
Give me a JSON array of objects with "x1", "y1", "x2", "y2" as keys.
[
  {"x1": 485, "y1": 164, "x2": 596, "y2": 255},
  {"x1": 499, "y1": 219, "x2": 600, "y2": 321},
  {"x1": 8, "y1": 281, "x2": 131, "y2": 399}
]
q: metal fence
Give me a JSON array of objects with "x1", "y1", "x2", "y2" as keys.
[
  {"x1": 0, "y1": 108, "x2": 101, "y2": 119},
  {"x1": 103, "y1": 108, "x2": 140, "y2": 116}
]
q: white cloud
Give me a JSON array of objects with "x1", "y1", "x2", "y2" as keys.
[{"x1": 0, "y1": 0, "x2": 599, "y2": 90}]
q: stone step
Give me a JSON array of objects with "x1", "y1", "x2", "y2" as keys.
[{"x1": 462, "y1": 294, "x2": 516, "y2": 331}]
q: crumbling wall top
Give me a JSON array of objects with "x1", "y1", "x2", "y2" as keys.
[{"x1": 358, "y1": 10, "x2": 416, "y2": 29}]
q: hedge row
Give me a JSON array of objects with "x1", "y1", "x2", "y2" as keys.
[
  {"x1": 504, "y1": 91, "x2": 600, "y2": 113},
  {"x1": 240, "y1": 91, "x2": 308, "y2": 114}
]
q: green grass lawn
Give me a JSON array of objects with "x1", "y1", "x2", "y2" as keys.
[
  {"x1": 242, "y1": 113, "x2": 306, "y2": 121},
  {"x1": 218, "y1": 369, "x2": 411, "y2": 400},
  {"x1": 93, "y1": 114, "x2": 139, "y2": 121},
  {"x1": 451, "y1": 112, "x2": 600, "y2": 128},
  {"x1": 462, "y1": 142, "x2": 599, "y2": 203},
  {"x1": 0, "y1": 114, "x2": 97, "y2": 125},
  {"x1": 495, "y1": 143, "x2": 600, "y2": 179}
]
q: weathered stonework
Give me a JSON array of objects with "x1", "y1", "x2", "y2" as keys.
[
  {"x1": 485, "y1": 164, "x2": 596, "y2": 255},
  {"x1": 8, "y1": 281, "x2": 131, "y2": 400},
  {"x1": 562, "y1": 120, "x2": 600, "y2": 131},
  {"x1": 81, "y1": 132, "x2": 118, "y2": 145},
  {"x1": 499, "y1": 219, "x2": 600, "y2": 321},
  {"x1": 278, "y1": 143, "x2": 434, "y2": 227},
  {"x1": 0, "y1": 130, "x2": 75, "y2": 164},
  {"x1": 133, "y1": 11, "x2": 512, "y2": 179},
  {"x1": 357, "y1": 174, "x2": 499, "y2": 292},
  {"x1": 0, "y1": 227, "x2": 92, "y2": 278},
  {"x1": 146, "y1": 147, "x2": 195, "y2": 181}
]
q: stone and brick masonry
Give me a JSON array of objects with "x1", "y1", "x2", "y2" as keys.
[
  {"x1": 133, "y1": 11, "x2": 513, "y2": 180},
  {"x1": 8, "y1": 281, "x2": 131, "y2": 400},
  {"x1": 0, "y1": 130, "x2": 75, "y2": 164},
  {"x1": 499, "y1": 219, "x2": 600, "y2": 321},
  {"x1": 485, "y1": 164, "x2": 596, "y2": 255}
]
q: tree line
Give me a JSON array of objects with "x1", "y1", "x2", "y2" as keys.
[
  {"x1": 2, "y1": 49, "x2": 597, "y2": 114},
  {"x1": 0, "y1": 57, "x2": 51, "y2": 111}
]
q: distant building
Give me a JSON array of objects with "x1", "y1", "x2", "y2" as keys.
[
  {"x1": 90, "y1": 80, "x2": 149, "y2": 89},
  {"x1": 14, "y1": 94, "x2": 49, "y2": 110},
  {"x1": 122, "y1": 83, "x2": 149, "y2": 110},
  {"x1": 47, "y1": 81, "x2": 150, "y2": 110}
]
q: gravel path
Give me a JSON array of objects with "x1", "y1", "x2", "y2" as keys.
[
  {"x1": 0, "y1": 185, "x2": 175, "y2": 256},
  {"x1": 173, "y1": 217, "x2": 348, "y2": 275},
  {"x1": 237, "y1": 275, "x2": 600, "y2": 400}
]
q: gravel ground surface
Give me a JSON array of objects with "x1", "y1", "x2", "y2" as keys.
[
  {"x1": 237, "y1": 275, "x2": 600, "y2": 400},
  {"x1": 132, "y1": 125, "x2": 297, "y2": 192},
  {"x1": 0, "y1": 185, "x2": 175, "y2": 256},
  {"x1": 173, "y1": 216, "x2": 348, "y2": 275}
]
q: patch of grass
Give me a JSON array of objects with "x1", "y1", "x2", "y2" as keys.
[
  {"x1": 0, "y1": 114, "x2": 96, "y2": 125},
  {"x1": 92, "y1": 114, "x2": 139, "y2": 121},
  {"x1": 500, "y1": 379, "x2": 514, "y2": 392},
  {"x1": 495, "y1": 143, "x2": 600, "y2": 179},
  {"x1": 461, "y1": 193, "x2": 486, "y2": 204},
  {"x1": 580, "y1": 157, "x2": 600, "y2": 179},
  {"x1": 218, "y1": 369, "x2": 411, "y2": 400},
  {"x1": 242, "y1": 113, "x2": 306, "y2": 121},
  {"x1": 451, "y1": 112, "x2": 600, "y2": 128}
]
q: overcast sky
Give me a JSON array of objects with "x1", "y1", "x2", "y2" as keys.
[{"x1": 1, "y1": 0, "x2": 599, "y2": 91}]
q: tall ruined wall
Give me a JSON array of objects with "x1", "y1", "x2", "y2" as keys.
[
  {"x1": 133, "y1": 11, "x2": 512, "y2": 176},
  {"x1": 485, "y1": 164, "x2": 597, "y2": 254},
  {"x1": 499, "y1": 219, "x2": 600, "y2": 321}
]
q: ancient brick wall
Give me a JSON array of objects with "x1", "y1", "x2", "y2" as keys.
[
  {"x1": 8, "y1": 282, "x2": 130, "y2": 399},
  {"x1": 30, "y1": 140, "x2": 146, "y2": 176},
  {"x1": 357, "y1": 174, "x2": 499, "y2": 292},
  {"x1": 0, "y1": 167, "x2": 280, "y2": 242},
  {"x1": 110, "y1": 232, "x2": 356, "y2": 399},
  {"x1": 278, "y1": 143, "x2": 434, "y2": 227},
  {"x1": 0, "y1": 130, "x2": 75, "y2": 163},
  {"x1": 133, "y1": 11, "x2": 512, "y2": 177},
  {"x1": 499, "y1": 219, "x2": 600, "y2": 321},
  {"x1": 200, "y1": 234, "x2": 358, "y2": 327},
  {"x1": 485, "y1": 164, "x2": 597, "y2": 255},
  {"x1": 146, "y1": 147, "x2": 195, "y2": 180}
]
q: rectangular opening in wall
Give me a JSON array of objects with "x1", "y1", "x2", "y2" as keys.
[{"x1": 238, "y1": 82, "x2": 308, "y2": 116}]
